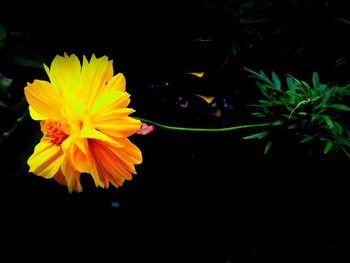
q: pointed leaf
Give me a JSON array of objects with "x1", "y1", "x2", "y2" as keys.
[
  {"x1": 312, "y1": 71, "x2": 320, "y2": 89},
  {"x1": 333, "y1": 121, "x2": 344, "y2": 136},
  {"x1": 271, "y1": 71, "x2": 281, "y2": 90},
  {"x1": 243, "y1": 131, "x2": 269, "y2": 140},
  {"x1": 264, "y1": 141, "x2": 272, "y2": 154},
  {"x1": 272, "y1": 120, "x2": 284, "y2": 126},
  {"x1": 323, "y1": 140, "x2": 333, "y2": 154},
  {"x1": 319, "y1": 115, "x2": 334, "y2": 129},
  {"x1": 328, "y1": 104, "x2": 350, "y2": 111}
]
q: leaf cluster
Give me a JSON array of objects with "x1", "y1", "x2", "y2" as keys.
[{"x1": 244, "y1": 67, "x2": 350, "y2": 159}]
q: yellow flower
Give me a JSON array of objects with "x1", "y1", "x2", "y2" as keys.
[{"x1": 24, "y1": 53, "x2": 142, "y2": 193}]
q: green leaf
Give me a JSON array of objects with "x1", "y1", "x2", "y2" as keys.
[
  {"x1": 243, "y1": 130, "x2": 269, "y2": 140},
  {"x1": 300, "y1": 135, "x2": 314, "y2": 143},
  {"x1": 334, "y1": 57, "x2": 347, "y2": 68},
  {"x1": 244, "y1": 67, "x2": 274, "y2": 86},
  {"x1": 0, "y1": 23, "x2": 6, "y2": 50},
  {"x1": 312, "y1": 71, "x2": 319, "y2": 89},
  {"x1": 0, "y1": 23, "x2": 6, "y2": 41},
  {"x1": 272, "y1": 120, "x2": 283, "y2": 126},
  {"x1": 319, "y1": 115, "x2": 334, "y2": 129},
  {"x1": 0, "y1": 75, "x2": 13, "y2": 92},
  {"x1": 252, "y1": 112, "x2": 266, "y2": 118},
  {"x1": 264, "y1": 141, "x2": 272, "y2": 154},
  {"x1": 297, "y1": 112, "x2": 307, "y2": 116},
  {"x1": 286, "y1": 74, "x2": 304, "y2": 93},
  {"x1": 7, "y1": 54, "x2": 43, "y2": 68},
  {"x1": 333, "y1": 121, "x2": 344, "y2": 136},
  {"x1": 335, "y1": 137, "x2": 350, "y2": 147},
  {"x1": 336, "y1": 84, "x2": 350, "y2": 96},
  {"x1": 0, "y1": 100, "x2": 8, "y2": 108},
  {"x1": 335, "y1": 18, "x2": 350, "y2": 27},
  {"x1": 271, "y1": 71, "x2": 281, "y2": 90},
  {"x1": 287, "y1": 124, "x2": 298, "y2": 129},
  {"x1": 327, "y1": 104, "x2": 350, "y2": 111},
  {"x1": 323, "y1": 140, "x2": 333, "y2": 154}
]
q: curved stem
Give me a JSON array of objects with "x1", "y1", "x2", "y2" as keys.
[{"x1": 134, "y1": 117, "x2": 272, "y2": 132}]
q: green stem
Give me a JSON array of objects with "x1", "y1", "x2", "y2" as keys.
[{"x1": 134, "y1": 117, "x2": 272, "y2": 132}]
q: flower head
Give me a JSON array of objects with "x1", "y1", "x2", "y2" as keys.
[{"x1": 24, "y1": 53, "x2": 142, "y2": 192}]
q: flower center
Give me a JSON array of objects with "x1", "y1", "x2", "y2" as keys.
[{"x1": 41, "y1": 120, "x2": 69, "y2": 145}]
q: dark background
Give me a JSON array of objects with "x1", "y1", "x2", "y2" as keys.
[{"x1": 1, "y1": 1, "x2": 350, "y2": 262}]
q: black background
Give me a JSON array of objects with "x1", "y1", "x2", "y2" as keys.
[{"x1": 1, "y1": 1, "x2": 350, "y2": 262}]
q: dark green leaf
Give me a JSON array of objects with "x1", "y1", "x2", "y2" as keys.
[
  {"x1": 312, "y1": 71, "x2": 319, "y2": 89},
  {"x1": 335, "y1": 18, "x2": 350, "y2": 27},
  {"x1": 323, "y1": 140, "x2": 333, "y2": 154},
  {"x1": 297, "y1": 112, "x2": 307, "y2": 116},
  {"x1": 300, "y1": 135, "x2": 314, "y2": 143},
  {"x1": 7, "y1": 54, "x2": 43, "y2": 68},
  {"x1": 252, "y1": 112, "x2": 266, "y2": 117},
  {"x1": 264, "y1": 141, "x2": 272, "y2": 154},
  {"x1": 0, "y1": 100, "x2": 8, "y2": 108},
  {"x1": 333, "y1": 122, "x2": 344, "y2": 136},
  {"x1": 319, "y1": 115, "x2": 334, "y2": 129},
  {"x1": 0, "y1": 23, "x2": 6, "y2": 41},
  {"x1": 334, "y1": 57, "x2": 346, "y2": 68},
  {"x1": 0, "y1": 23, "x2": 6, "y2": 50},
  {"x1": 272, "y1": 120, "x2": 283, "y2": 126},
  {"x1": 243, "y1": 131, "x2": 269, "y2": 140},
  {"x1": 335, "y1": 137, "x2": 350, "y2": 147},
  {"x1": 244, "y1": 67, "x2": 274, "y2": 86},
  {"x1": 271, "y1": 71, "x2": 281, "y2": 90},
  {"x1": 327, "y1": 104, "x2": 350, "y2": 111}
]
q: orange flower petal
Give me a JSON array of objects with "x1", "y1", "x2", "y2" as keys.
[
  {"x1": 53, "y1": 169, "x2": 67, "y2": 186},
  {"x1": 88, "y1": 139, "x2": 142, "y2": 189},
  {"x1": 24, "y1": 80, "x2": 62, "y2": 120},
  {"x1": 94, "y1": 117, "x2": 141, "y2": 138},
  {"x1": 80, "y1": 117, "x2": 122, "y2": 145},
  {"x1": 27, "y1": 140, "x2": 64, "y2": 179},
  {"x1": 61, "y1": 158, "x2": 82, "y2": 193}
]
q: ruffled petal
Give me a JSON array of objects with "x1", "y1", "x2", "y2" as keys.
[
  {"x1": 63, "y1": 137, "x2": 105, "y2": 188},
  {"x1": 24, "y1": 80, "x2": 62, "y2": 120},
  {"x1": 88, "y1": 139, "x2": 142, "y2": 189},
  {"x1": 27, "y1": 140, "x2": 64, "y2": 179},
  {"x1": 77, "y1": 54, "x2": 114, "y2": 110},
  {"x1": 90, "y1": 90, "x2": 140, "y2": 138},
  {"x1": 79, "y1": 116, "x2": 123, "y2": 145},
  {"x1": 61, "y1": 158, "x2": 83, "y2": 193}
]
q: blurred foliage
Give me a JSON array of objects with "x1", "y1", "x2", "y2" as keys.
[
  {"x1": 244, "y1": 67, "x2": 350, "y2": 159},
  {"x1": 0, "y1": 22, "x2": 44, "y2": 145}
]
